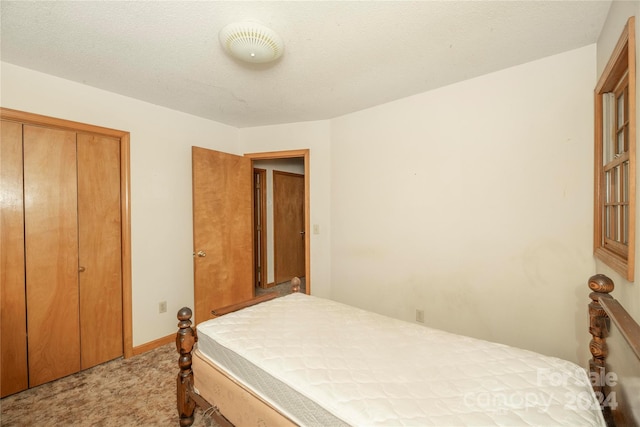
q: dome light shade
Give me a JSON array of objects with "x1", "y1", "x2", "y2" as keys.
[{"x1": 219, "y1": 21, "x2": 284, "y2": 64}]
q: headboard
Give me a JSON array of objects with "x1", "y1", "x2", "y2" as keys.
[{"x1": 588, "y1": 274, "x2": 640, "y2": 426}]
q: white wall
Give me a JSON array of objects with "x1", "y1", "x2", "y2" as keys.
[
  {"x1": 239, "y1": 122, "x2": 333, "y2": 298},
  {"x1": 2, "y1": 40, "x2": 611, "y2": 366},
  {"x1": 1, "y1": 62, "x2": 239, "y2": 347},
  {"x1": 329, "y1": 45, "x2": 597, "y2": 364}
]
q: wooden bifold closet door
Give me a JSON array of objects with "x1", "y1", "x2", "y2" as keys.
[
  {"x1": 0, "y1": 120, "x2": 28, "y2": 396},
  {"x1": 23, "y1": 125, "x2": 82, "y2": 386},
  {"x1": 77, "y1": 133, "x2": 123, "y2": 370},
  {"x1": 1, "y1": 120, "x2": 123, "y2": 395}
]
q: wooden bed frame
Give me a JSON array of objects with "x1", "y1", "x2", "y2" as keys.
[
  {"x1": 177, "y1": 275, "x2": 639, "y2": 426},
  {"x1": 588, "y1": 274, "x2": 640, "y2": 426},
  {"x1": 176, "y1": 277, "x2": 301, "y2": 427}
]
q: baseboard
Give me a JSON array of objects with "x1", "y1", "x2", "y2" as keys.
[{"x1": 132, "y1": 333, "x2": 174, "y2": 356}]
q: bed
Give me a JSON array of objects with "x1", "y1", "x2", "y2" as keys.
[{"x1": 176, "y1": 275, "x2": 639, "y2": 426}]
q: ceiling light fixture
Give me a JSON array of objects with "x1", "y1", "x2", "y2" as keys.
[{"x1": 219, "y1": 21, "x2": 284, "y2": 64}]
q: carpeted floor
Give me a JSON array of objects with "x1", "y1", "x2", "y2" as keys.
[
  {"x1": 1, "y1": 280, "x2": 305, "y2": 427},
  {"x1": 255, "y1": 277, "x2": 306, "y2": 297},
  {"x1": 1, "y1": 343, "x2": 215, "y2": 427}
]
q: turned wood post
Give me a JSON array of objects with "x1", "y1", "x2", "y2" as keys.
[
  {"x1": 588, "y1": 274, "x2": 614, "y2": 398},
  {"x1": 177, "y1": 307, "x2": 197, "y2": 427},
  {"x1": 291, "y1": 276, "x2": 301, "y2": 293}
]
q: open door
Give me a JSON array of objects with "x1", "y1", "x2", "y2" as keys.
[
  {"x1": 192, "y1": 147, "x2": 254, "y2": 324},
  {"x1": 253, "y1": 168, "x2": 267, "y2": 289}
]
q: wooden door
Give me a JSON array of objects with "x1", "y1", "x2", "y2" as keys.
[
  {"x1": 1, "y1": 120, "x2": 28, "y2": 397},
  {"x1": 273, "y1": 171, "x2": 305, "y2": 284},
  {"x1": 254, "y1": 168, "x2": 267, "y2": 288},
  {"x1": 24, "y1": 125, "x2": 81, "y2": 387},
  {"x1": 192, "y1": 147, "x2": 254, "y2": 324},
  {"x1": 77, "y1": 134, "x2": 123, "y2": 369}
]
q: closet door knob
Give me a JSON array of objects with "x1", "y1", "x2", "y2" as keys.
[
  {"x1": 79, "y1": 266, "x2": 86, "y2": 272},
  {"x1": 197, "y1": 250, "x2": 206, "y2": 257}
]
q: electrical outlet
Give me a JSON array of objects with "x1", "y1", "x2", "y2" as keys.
[
  {"x1": 415, "y1": 309, "x2": 425, "y2": 323},
  {"x1": 159, "y1": 301, "x2": 167, "y2": 314}
]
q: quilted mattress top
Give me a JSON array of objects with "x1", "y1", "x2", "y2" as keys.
[{"x1": 196, "y1": 293, "x2": 606, "y2": 426}]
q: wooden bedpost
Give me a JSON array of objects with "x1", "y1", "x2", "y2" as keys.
[
  {"x1": 291, "y1": 276, "x2": 301, "y2": 293},
  {"x1": 177, "y1": 307, "x2": 197, "y2": 427},
  {"x1": 588, "y1": 274, "x2": 614, "y2": 399}
]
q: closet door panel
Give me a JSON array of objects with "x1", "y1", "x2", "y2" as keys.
[
  {"x1": 0, "y1": 120, "x2": 28, "y2": 397},
  {"x1": 24, "y1": 125, "x2": 81, "y2": 387},
  {"x1": 77, "y1": 133, "x2": 123, "y2": 369}
]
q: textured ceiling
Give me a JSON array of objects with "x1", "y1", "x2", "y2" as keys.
[{"x1": 1, "y1": 1, "x2": 612, "y2": 128}]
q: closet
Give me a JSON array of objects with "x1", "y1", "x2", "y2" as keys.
[{"x1": 1, "y1": 113, "x2": 125, "y2": 397}]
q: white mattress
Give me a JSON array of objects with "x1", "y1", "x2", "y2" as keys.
[{"x1": 196, "y1": 293, "x2": 606, "y2": 426}]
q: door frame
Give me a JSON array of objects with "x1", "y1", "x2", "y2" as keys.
[
  {"x1": 0, "y1": 107, "x2": 134, "y2": 358},
  {"x1": 244, "y1": 149, "x2": 310, "y2": 293}
]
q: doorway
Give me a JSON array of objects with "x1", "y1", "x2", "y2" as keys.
[{"x1": 245, "y1": 149, "x2": 310, "y2": 294}]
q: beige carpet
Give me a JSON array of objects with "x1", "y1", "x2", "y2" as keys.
[
  {"x1": 255, "y1": 277, "x2": 306, "y2": 297},
  {"x1": 1, "y1": 343, "x2": 215, "y2": 427},
  {"x1": 1, "y1": 283, "x2": 306, "y2": 426}
]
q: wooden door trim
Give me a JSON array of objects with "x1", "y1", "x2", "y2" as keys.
[
  {"x1": 244, "y1": 149, "x2": 310, "y2": 293},
  {"x1": 0, "y1": 107, "x2": 134, "y2": 358},
  {"x1": 120, "y1": 133, "x2": 133, "y2": 358},
  {"x1": 0, "y1": 107, "x2": 129, "y2": 138}
]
